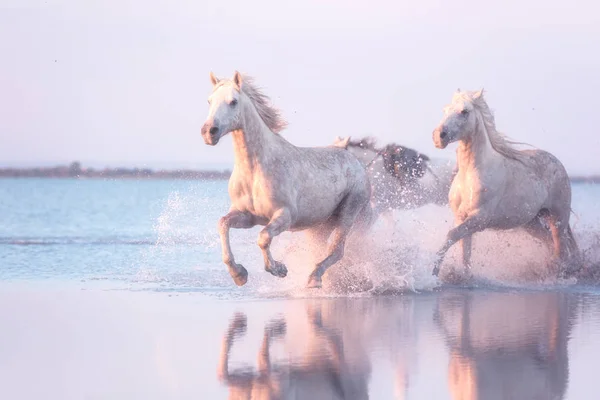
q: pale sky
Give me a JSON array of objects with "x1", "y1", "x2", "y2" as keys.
[{"x1": 1, "y1": 0, "x2": 599, "y2": 174}]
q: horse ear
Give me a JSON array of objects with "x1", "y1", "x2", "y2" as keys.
[
  {"x1": 209, "y1": 72, "x2": 219, "y2": 87},
  {"x1": 233, "y1": 71, "x2": 243, "y2": 89},
  {"x1": 474, "y1": 88, "x2": 484, "y2": 99},
  {"x1": 333, "y1": 136, "x2": 350, "y2": 148}
]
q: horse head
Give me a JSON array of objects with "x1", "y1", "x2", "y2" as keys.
[
  {"x1": 380, "y1": 144, "x2": 430, "y2": 181},
  {"x1": 432, "y1": 88, "x2": 484, "y2": 149}
]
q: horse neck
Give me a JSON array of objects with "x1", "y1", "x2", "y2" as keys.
[
  {"x1": 231, "y1": 100, "x2": 282, "y2": 172},
  {"x1": 456, "y1": 114, "x2": 499, "y2": 171}
]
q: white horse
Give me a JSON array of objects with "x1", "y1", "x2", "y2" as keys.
[
  {"x1": 431, "y1": 89, "x2": 579, "y2": 277},
  {"x1": 332, "y1": 136, "x2": 455, "y2": 217},
  {"x1": 201, "y1": 71, "x2": 373, "y2": 289}
]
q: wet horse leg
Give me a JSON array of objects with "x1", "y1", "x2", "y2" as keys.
[
  {"x1": 306, "y1": 227, "x2": 350, "y2": 288},
  {"x1": 432, "y1": 215, "x2": 485, "y2": 276},
  {"x1": 454, "y1": 216, "x2": 474, "y2": 275},
  {"x1": 219, "y1": 210, "x2": 256, "y2": 286},
  {"x1": 306, "y1": 194, "x2": 368, "y2": 288},
  {"x1": 461, "y1": 235, "x2": 473, "y2": 275},
  {"x1": 258, "y1": 208, "x2": 292, "y2": 278}
]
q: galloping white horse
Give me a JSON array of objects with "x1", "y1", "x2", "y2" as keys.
[
  {"x1": 431, "y1": 89, "x2": 578, "y2": 277},
  {"x1": 333, "y1": 136, "x2": 455, "y2": 215},
  {"x1": 201, "y1": 71, "x2": 372, "y2": 289}
]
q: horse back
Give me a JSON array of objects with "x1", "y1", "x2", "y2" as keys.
[{"x1": 228, "y1": 145, "x2": 370, "y2": 226}]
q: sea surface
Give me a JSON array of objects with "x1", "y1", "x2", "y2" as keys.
[{"x1": 1, "y1": 178, "x2": 600, "y2": 399}]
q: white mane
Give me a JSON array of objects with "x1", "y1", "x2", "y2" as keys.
[
  {"x1": 218, "y1": 75, "x2": 287, "y2": 134},
  {"x1": 459, "y1": 91, "x2": 528, "y2": 162}
]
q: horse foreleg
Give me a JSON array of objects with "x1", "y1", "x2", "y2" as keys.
[
  {"x1": 258, "y1": 208, "x2": 292, "y2": 278},
  {"x1": 219, "y1": 210, "x2": 256, "y2": 286},
  {"x1": 432, "y1": 215, "x2": 485, "y2": 276},
  {"x1": 461, "y1": 235, "x2": 473, "y2": 275}
]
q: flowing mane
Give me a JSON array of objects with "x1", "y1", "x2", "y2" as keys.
[
  {"x1": 465, "y1": 91, "x2": 529, "y2": 161},
  {"x1": 240, "y1": 75, "x2": 288, "y2": 134}
]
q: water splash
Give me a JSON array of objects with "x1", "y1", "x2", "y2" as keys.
[{"x1": 131, "y1": 184, "x2": 600, "y2": 297}]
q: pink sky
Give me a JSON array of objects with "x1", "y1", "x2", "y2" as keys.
[{"x1": 1, "y1": 0, "x2": 599, "y2": 173}]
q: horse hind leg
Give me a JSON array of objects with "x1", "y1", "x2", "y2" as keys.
[
  {"x1": 545, "y1": 211, "x2": 581, "y2": 276},
  {"x1": 304, "y1": 221, "x2": 336, "y2": 260},
  {"x1": 307, "y1": 193, "x2": 368, "y2": 289}
]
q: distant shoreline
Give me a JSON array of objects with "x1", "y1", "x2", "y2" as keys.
[
  {"x1": 0, "y1": 162, "x2": 230, "y2": 180},
  {"x1": 0, "y1": 162, "x2": 598, "y2": 183}
]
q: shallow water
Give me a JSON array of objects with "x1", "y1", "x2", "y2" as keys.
[
  {"x1": 1, "y1": 178, "x2": 600, "y2": 399},
  {"x1": 1, "y1": 178, "x2": 599, "y2": 292}
]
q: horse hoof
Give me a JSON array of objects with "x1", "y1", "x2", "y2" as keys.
[
  {"x1": 266, "y1": 261, "x2": 288, "y2": 278},
  {"x1": 306, "y1": 274, "x2": 322, "y2": 289},
  {"x1": 231, "y1": 265, "x2": 248, "y2": 286}
]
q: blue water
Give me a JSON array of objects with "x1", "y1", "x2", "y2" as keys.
[{"x1": 1, "y1": 178, "x2": 599, "y2": 292}]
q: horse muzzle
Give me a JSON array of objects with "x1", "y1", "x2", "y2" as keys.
[
  {"x1": 433, "y1": 127, "x2": 449, "y2": 149},
  {"x1": 201, "y1": 123, "x2": 221, "y2": 146}
]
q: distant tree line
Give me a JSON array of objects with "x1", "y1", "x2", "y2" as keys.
[{"x1": 0, "y1": 162, "x2": 231, "y2": 180}]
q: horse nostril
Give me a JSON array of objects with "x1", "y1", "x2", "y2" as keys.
[
  {"x1": 440, "y1": 130, "x2": 448, "y2": 139},
  {"x1": 209, "y1": 126, "x2": 219, "y2": 135}
]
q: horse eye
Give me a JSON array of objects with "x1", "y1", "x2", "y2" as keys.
[
  {"x1": 461, "y1": 109, "x2": 469, "y2": 115},
  {"x1": 230, "y1": 99, "x2": 238, "y2": 106}
]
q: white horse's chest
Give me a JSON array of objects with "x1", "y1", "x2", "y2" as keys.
[
  {"x1": 450, "y1": 169, "x2": 497, "y2": 215},
  {"x1": 228, "y1": 172, "x2": 285, "y2": 218}
]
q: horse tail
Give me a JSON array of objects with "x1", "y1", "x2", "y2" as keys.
[{"x1": 570, "y1": 208, "x2": 579, "y2": 228}]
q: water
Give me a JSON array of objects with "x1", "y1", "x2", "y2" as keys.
[
  {"x1": 2, "y1": 178, "x2": 599, "y2": 290},
  {"x1": 1, "y1": 178, "x2": 600, "y2": 399}
]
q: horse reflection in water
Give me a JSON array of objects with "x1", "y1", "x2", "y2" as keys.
[
  {"x1": 217, "y1": 301, "x2": 371, "y2": 399},
  {"x1": 435, "y1": 291, "x2": 577, "y2": 400}
]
